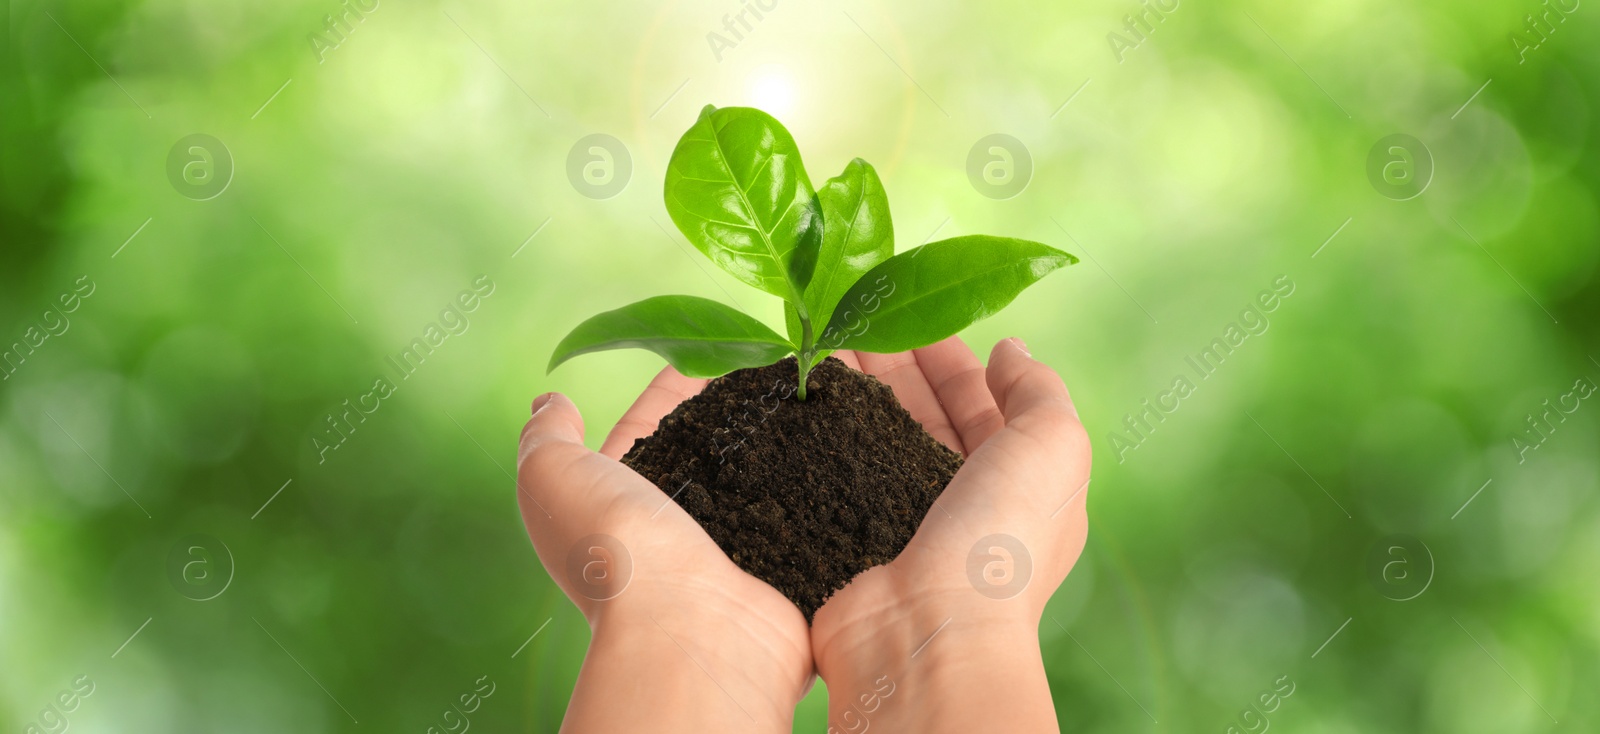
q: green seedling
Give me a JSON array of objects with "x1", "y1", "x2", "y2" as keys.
[{"x1": 549, "y1": 105, "x2": 1077, "y2": 399}]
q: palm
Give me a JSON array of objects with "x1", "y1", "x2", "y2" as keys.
[
  {"x1": 516, "y1": 368, "x2": 813, "y2": 693},
  {"x1": 810, "y1": 339, "x2": 1091, "y2": 672},
  {"x1": 598, "y1": 466, "x2": 813, "y2": 675}
]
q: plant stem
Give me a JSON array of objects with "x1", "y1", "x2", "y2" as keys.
[
  {"x1": 796, "y1": 353, "x2": 811, "y2": 401},
  {"x1": 796, "y1": 312, "x2": 814, "y2": 401}
]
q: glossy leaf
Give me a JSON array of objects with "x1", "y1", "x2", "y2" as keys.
[
  {"x1": 817, "y1": 236, "x2": 1076, "y2": 353},
  {"x1": 805, "y1": 158, "x2": 894, "y2": 330},
  {"x1": 784, "y1": 300, "x2": 805, "y2": 347},
  {"x1": 548, "y1": 295, "x2": 794, "y2": 378},
  {"x1": 664, "y1": 105, "x2": 821, "y2": 304}
]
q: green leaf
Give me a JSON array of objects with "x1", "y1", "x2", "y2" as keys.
[
  {"x1": 804, "y1": 158, "x2": 894, "y2": 330},
  {"x1": 548, "y1": 295, "x2": 795, "y2": 378},
  {"x1": 784, "y1": 300, "x2": 805, "y2": 346},
  {"x1": 664, "y1": 105, "x2": 821, "y2": 305},
  {"x1": 818, "y1": 235, "x2": 1077, "y2": 353}
]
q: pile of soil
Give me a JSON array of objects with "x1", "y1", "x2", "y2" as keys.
[{"x1": 622, "y1": 356, "x2": 963, "y2": 621}]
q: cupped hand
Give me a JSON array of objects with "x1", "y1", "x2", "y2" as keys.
[
  {"x1": 810, "y1": 337, "x2": 1092, "y2": 732},
  {"x1": 516, "y1": 370, "x2": 813, "y2": 732}
]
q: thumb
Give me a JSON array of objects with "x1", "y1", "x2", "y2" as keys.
[
  {"x1": 520, "y1": 392, "x2": 586, "y2": 458},
  {"x1": 516, "y1": 392, "x2": 593, "y2": 525},
  {"x1": 969, "y1": 337, "x2": 1092, "y2": 523},
  {"x1": 921, "y1": 341, "x2": 1090, "y2": 570},
  {"x1": 986, "y1": 338, "x2": 1078, "y2": 424}
]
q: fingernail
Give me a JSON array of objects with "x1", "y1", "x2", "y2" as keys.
[
  {"x1": 532, "y1": 392, "x2": 556, "y2": 415},
  {"x1": 1009, "y1": 337, "x2": 1030, "y2": 357}
]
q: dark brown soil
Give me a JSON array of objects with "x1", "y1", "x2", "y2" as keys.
[{"x1": 622, "y1": 356, "x2": 963, "y2": 621}]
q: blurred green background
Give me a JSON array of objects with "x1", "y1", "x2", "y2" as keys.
[{"x1": 4, "y1": 0, "x2": 1598, "y2": 731}]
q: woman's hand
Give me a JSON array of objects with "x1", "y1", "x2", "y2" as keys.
[
  {"x1": 515, "y1": 369, "x2": 814, "y2": 733},
  {"x1": 811, "y1": 337, "x2": 1092, "y2": 733}
]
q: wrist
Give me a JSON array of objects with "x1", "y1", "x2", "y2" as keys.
[
  {"x1": 583, "y1": 595, "x2": 810, "y2": 730},
  {"x1": 816, "y1": 590, "x2": 1054, "y2": 732}
]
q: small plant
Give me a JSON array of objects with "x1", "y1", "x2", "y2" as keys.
[{"x1": 549, "y1": 105, "x2": 1077, "y2": 399}]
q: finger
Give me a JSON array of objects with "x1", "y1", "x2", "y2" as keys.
[
  {"x1": 600, "y1": 367, "x2": 707, "y2": 460},
  {"x1": 856, "y1": 350, "x2": 963, "y2": 454},
  {"x1": 985, "y1": 338, "x2": 1082, "y2": 437},
  {"x1": 927, "y1": 340, "x2": 1090, "y2": 522},
  {"x1": 521, "y1": 392, "x2": 585, "y2": 454},
  {"x1": 516, "y1": 393, "x2": 608, "y2": 528},
  {"x1": 913, "y1": 336, "x2": 1004, "y2": 452}
]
